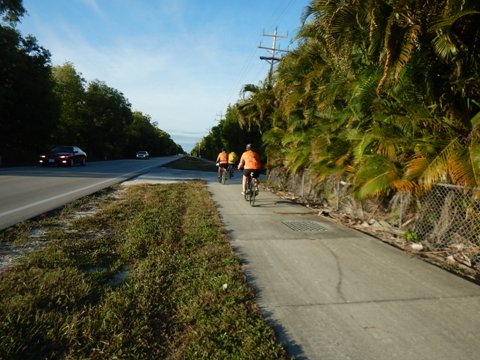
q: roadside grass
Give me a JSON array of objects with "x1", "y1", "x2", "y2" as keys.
[
  {"x1": 163, "y1": 156, "x2": 217, "y2": 172},
  {"x1": 164, "y1": 156, "x2": 267, "y2": 176},
  {"x1": 0, "y1": 182, "x2": 289, "y2": 359}
]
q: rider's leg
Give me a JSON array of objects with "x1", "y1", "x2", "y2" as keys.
[{"x1": 219, "y1": 164, "x2": 226, "y2": 179}]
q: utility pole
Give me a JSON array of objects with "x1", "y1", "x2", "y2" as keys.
[{"x1": 258, "y1": 27, "x2": 288, "y2": 85}]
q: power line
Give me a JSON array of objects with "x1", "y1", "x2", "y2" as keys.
[
  {"x1": 224, "y1": 1, "x2": 302, "y2": 111},
  {"x1": 258, "y1": 27, "x2": 289, "y2": 85},
  {"x1": 266, "y1": 0, "x2": 298, "y2": 32}
]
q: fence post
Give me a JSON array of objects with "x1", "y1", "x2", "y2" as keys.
[
  {"x1": 301, "y1": 171, "x2": 305, "y2": 197},
  {"x1": 399, "y1": 193, "x2": 403, "y2": 230},
  {"x1": 336, "y1": 180, "x2": 340, "y2": 211}
]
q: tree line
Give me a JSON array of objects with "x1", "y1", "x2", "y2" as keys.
[
  {"x1": 0, "y1": 0, "x2": 182, "y2": 166},
  {"x1": 190, "y1": 104, "x2": 263, "y2": 162},
  {"x1": 195, "y1": 0, "x2": 480, "y2": 199}
]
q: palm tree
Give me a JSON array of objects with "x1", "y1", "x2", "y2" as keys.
[
  {"x1": 300, "y1": 0, "x2": 480, "y2": 196},
  {"x1": 228, "y1": 0, "x2": 480, "y2": 198},
  {"x1": 401, "y1": 1, "x2": 480, "y2": 190},
  {"x1": 235, "y1": 81, "x2": 277, "y2": 133}
]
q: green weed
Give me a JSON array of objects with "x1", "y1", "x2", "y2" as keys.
[{"x1": 403, "y1": 231, "x2": 419, "y2": 242}]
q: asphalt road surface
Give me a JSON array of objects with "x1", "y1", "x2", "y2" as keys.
[{"x1": 0, "y1": 156, "x2": 179, "y2": 230}]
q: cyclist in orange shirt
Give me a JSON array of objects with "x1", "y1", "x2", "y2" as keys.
[
  {"x1": 237, "y1": 143, "x2": 261, "y2": 195},
  {"x1": 216, "y1": 148, "x2": 228, "y2": 182}
]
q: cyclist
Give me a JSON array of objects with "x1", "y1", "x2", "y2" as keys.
[
  {"x1": 216, "y1": 148, "x2": 228, "y2": 182},
  {"x1": 237, "y1": 143, "x2": 261, "y2": 195},
  {"x1": 227, "y1": 150, "x2": 238, "y2": 178}
]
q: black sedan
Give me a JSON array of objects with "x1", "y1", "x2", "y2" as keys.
[{"x1": 39, "y1": 146, "x2": 87, "y2": 167}]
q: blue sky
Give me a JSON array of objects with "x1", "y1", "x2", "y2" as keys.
[{"x1": 17, "y1": 0, "x2": 310, "y2": 152}]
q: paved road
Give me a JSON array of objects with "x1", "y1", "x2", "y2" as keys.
[
  {"x1": 130, "y1": 167, "x2": 480, "y2": 360},
  {"x1": 0, "y1": 157, "x2": 179, "y2": 230}
]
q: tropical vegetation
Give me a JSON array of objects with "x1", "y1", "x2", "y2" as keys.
[
  {"x1": 195, "y1": 0, "x2": 480, "y2": 199},
  {"x1": 0, "y1": 0, "x2": 182, "y2": 165},
  {"x1": 190, "y1": 104, "x2": 264, "y2": 162}
]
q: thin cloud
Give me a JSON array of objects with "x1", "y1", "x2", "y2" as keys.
[{"x1": 81, "y1": 0, "x2": 102, "y2": 16}]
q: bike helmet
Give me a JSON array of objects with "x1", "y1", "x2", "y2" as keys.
[{"x1": 246, "y1": 143, "x2": 252, "y2": 150}]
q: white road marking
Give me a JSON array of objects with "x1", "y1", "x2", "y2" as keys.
[{"x1": 0, "y1": 166, "x2": 156, "y2": 218}]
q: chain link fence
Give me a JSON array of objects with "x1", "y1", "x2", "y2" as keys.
[
  {"x1": 267, "y1": 169, "x2": 480, "y2": 276},
  {"x1": 414, "y1": 184, "x2": 480, "y2": 249}
]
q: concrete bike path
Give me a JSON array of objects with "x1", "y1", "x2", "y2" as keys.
[{"x1": 206, "y1": 177, "x2": 480, "y2": 360}]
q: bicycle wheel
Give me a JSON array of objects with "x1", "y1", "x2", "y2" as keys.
[
  {"x1": 244, "y1": 177, "x2": 251, "y2": 201},
  {"x1": 249, "y1": 187, "x2": 256, "y2": 206},
  {"x1": 221, "y1": 169, "x2": 227, "y2": 184},
  {"x1": 249, "y1": 179, "x2": 257, "y2": 206}
]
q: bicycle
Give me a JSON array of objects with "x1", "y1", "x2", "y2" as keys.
[
  {"x1": 221, "y1": 167, "x2": 227, "y2": 184},
  {"x1": 219, "y1": 168, "x2": 227, "y2": 185},
  {"x1": 217, "y1": 163, "x2": 227, "y2": 184},
  {"x1": 227, "y1": 164, "x2": 235, "y2": 179},
  {"x1": 244, "y1": 171, "x2": 259, "y2": 206}
]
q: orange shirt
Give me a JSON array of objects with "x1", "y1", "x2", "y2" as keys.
[
  {"x1": 217, "y1": 151, "x2": 228, "y2": 164},
  {"x1": 239, "y1": 150, "x2": 261, "y2": 170}
]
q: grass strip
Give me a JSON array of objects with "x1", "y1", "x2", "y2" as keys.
[
  {"x1": 0, "y1": 182, "x2": 289, "y2": 359},
  {"x1": 163, "y1": 156, "x2": 217, "y2": 172}
]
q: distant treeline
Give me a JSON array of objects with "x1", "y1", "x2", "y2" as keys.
[{"x1": 0, "y1": 0, "x2": 182, "y2": 165}]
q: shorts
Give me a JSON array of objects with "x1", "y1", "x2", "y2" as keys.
[
  {"x1": 218, "y1": 163, "x2": 228, "y2": 169},
  {"x1": 243, "y1": 169, "x2": 260, "y2": 178}
]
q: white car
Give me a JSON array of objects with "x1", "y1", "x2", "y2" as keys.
[{"x1": 136, "y1": 150, "x2": 149, "y2": 159}]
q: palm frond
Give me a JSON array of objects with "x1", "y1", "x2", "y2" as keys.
[
  {"x1": 406, "y1": 137, "x2": 462, "y2": 189},
  {"x1": 468, "y1": 142, "x2": 480, "y2": 187},
  {"x1": 470, "y1": 111, "x2": 480, "y2": 129},
  {"x1": 351, "y1": 132, "x2": 373, "y2": 162},
  {"x1": 431, "y1": 32, "x2": 459, "y2": 62},
  {"x1": 430, "y1": 10, "x2": 480, "y2": 31},
  {"x1": 376, "y1": 8, "x2": 396, "y2": 94},
  {"x1": 394, "y1": 24, "x2": 421, "y2": 79},
  {"x1": 354, "y1": 155, "x2": 401, "y2": 199},
  {"x1": 352, "y1": 70, "x2": 381, "y2": 111},
  {"x1": 239, "y1": 84, "x2": 260, "y2": 98}
]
